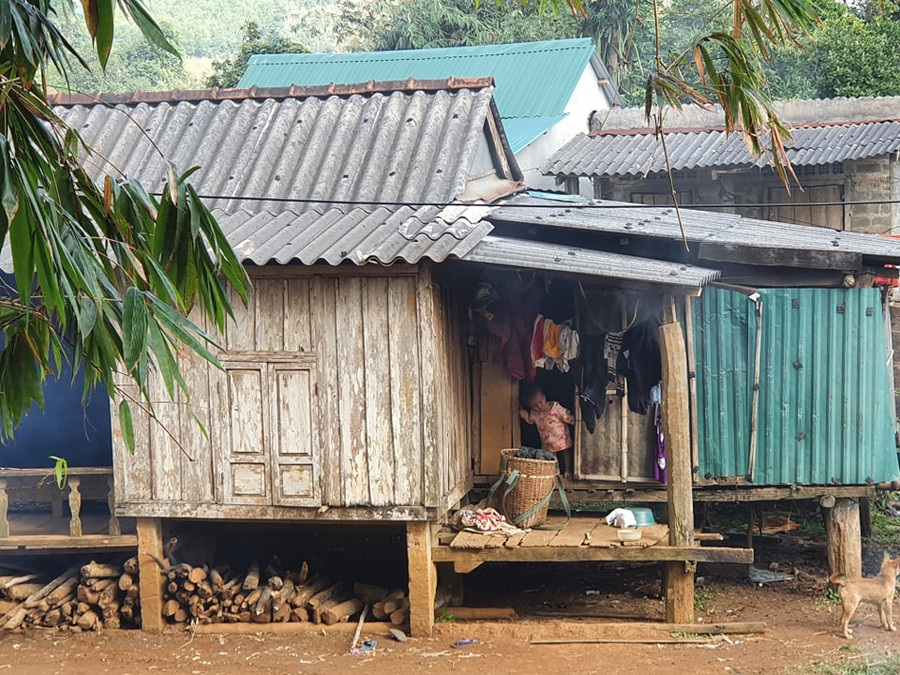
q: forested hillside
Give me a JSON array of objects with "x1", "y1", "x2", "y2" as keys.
[{"x1": 48, "y1": 0, "x2": 900, "y2": 101}]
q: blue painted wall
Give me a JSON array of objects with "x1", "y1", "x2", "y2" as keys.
[{"x1": 0, "y1": 273, "x2": 111, "y2": 468}]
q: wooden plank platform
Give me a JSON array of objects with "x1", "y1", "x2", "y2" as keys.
[
  {"x1": 0, "y1": 534, "x2": 138, "y2": 553},
  {"x1": 435, "y1": 516, "x2": 753, "y2": 570}
]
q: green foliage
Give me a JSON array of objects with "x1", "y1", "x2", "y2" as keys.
[
  {"x1": 372, "y1": 0, "x2": 579, "y2": 51},
  {"x1": 207, "y1": 22, "x2": 308, "y2": 89},
  {"x1": 435, "y1": 607, "x2": 455, "y2": 622},
  {"x1": 767, "y1": 0, "x2": 900, "y2": 99},
  {"x1": 0, "y1": 1, "x2": 250, "y2": 449},
  {"x1": 694, "y1": 589, "x2": 715, "y2": 611},
  {"x1": 49, "y1": 455, "x2": 68, "y2": 490},
  {"x1": 795, "y1": 653, "x2": 900, "y2": 675},
  {"x1": 47, "y1": 14, "x2": 193, "y2": 94}
]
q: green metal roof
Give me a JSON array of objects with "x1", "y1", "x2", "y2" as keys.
[
  {"x1": 692, "y1": 287, "x2": 900, "y2": 486},
  {"x1": 502, "y1": 115, "x2": 566, "y2": 152},
  {"x1": 237, "y1": 39, "x2": 604, "y2": 122}
]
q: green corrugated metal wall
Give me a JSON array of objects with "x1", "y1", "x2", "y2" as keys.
[{"x1": 693, "y1": 287, "x2": 899, "y2": 485}]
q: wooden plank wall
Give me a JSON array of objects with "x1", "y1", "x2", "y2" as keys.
[
  {"x1": 113, "y1": 268, "x2": 458, "y2": 513},
  {"x1": 430, "y1": 273, "x2": 473, "y2": 510}
]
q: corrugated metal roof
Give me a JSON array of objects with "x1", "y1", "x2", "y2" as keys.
[
  {"x1": 46, "y1": 81, "x2": 519, "y2": 266},
  {"x1": 215, "y1": 204, "x2": 493, "y2": 266},
  {"x1": 543, "y1": 121, "x2": 900, "y2": 178},
  {"x1": 488, "y1": 199, "x2": 900, "y2": 265},
  {"x1": 693, "y1": 287, "x2": 900, "y2": 485},
  {"x1": 462, "y1": 235, "x2": 720, "y2": 289},
  {"x1": 237, "y1": 38, "x2": 621, "y2": 121}
]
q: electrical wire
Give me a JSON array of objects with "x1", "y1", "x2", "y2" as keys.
[{"x1": 157, "y1": 192, "x2": 900, "y2": 211}]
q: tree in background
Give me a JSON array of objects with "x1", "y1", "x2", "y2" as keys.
[
  {"x1": 48, "y1": 15, "x2": 193, "y2": 94},
  {"x1": 768, "y1": 0, "x2": 900, "y2": 99},
  {"x1": 0, "y1": 1, "x2": 249, "y2": 447},
  {"x1": 207, "y1": 22, "x2": 308, "y2": 89}
]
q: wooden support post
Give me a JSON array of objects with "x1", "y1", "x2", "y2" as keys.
[
  {"x1": 859, "y1": 497, "x2": 872, "y2": 539},
  {"x1": 106, "y1": 475, "x2": 121, "y2": 536},
  {"x1": 660, "y1": 318, "x2": 695, "y2": 624},
  {"x1": 407, "y1": 521, "x2": 436, "y2": 637},
  {"x1": 137, "y1": 518, "x2": 166, "y2": 632},
  {"x1": 67, "y1": 476, "x2": 82, "y2": 537},
  {"x1": 826, "y1": 498, "x2": 862, "y2": 579},
  {"x1": 0, "y1": 478, "x2": 8, "y2": 538}
]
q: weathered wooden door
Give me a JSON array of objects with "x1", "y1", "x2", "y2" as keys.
[
  {"x1": 218, "y1": 359, "x2": 320, "y2": 507},
  {"x1": 269, "y1": 363, "x2": 318, "y2": 506}
]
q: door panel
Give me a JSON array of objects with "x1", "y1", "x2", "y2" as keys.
[
  {"x1": 221, "y1": 363, "x2": 269, "y2": 504},
  {"x1": 270, "y1": 365, "x2": 319, "y2": 506}
]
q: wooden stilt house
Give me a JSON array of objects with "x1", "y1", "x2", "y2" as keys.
[{"x1": 43, "y1": 79, "x2": 900, "y2": 637}]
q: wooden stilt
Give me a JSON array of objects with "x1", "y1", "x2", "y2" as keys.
[
  {"x1": 407, "y1": 521, "x2": 436, "y2": 637},
  {"x1": 660, "y1": 318, "x2": 695, "y2": 624},
  {"x1": 859, "y1": 497, "x2": 872, "y2": 538},
  {"x1": 826, "y1": 498, "x2": 862, "y2": 579},
  {"x1": 137, "y1": 518, "x2": 166, "y2": 632}
]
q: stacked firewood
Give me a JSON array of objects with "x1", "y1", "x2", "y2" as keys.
[
  {"x1": 0, "y1": 558, "x2": 140, "y2": 631},
  {"x1": 161, "y1": 557, "x2": 407, "y2": 626}
]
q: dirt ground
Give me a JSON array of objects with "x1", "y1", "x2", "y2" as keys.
[{"x1": 2, "y1": 537, "x2": 899, "y2": 675}]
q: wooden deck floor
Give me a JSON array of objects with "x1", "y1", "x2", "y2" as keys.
[{"x1": 433, "y1": 516, "x2": 754, "y2": 571}]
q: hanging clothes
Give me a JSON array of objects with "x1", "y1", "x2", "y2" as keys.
[
  {"x1": 651, "y1": 384, "x2": 667, "y2": 483},
  {"x1": 617, "y1": 320, "x2": 662, "y2": 414},
  {"x1": 472, "y1": 282, "x2": 541, "y2": 380},
  {"x1": 531, "y1": 315, "x2": 580, "y2": 374},
  {"x1": 575, "y1": 335, "x2": 609, "y2": 434}
]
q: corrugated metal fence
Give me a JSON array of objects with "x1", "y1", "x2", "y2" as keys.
[{"x1": 693, "y1": 287, "x2": 899, "y2": 485}]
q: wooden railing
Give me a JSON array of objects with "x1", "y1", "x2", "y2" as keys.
[{"x1": 0, "y1": 467, "x2": 119, "y2": 538}]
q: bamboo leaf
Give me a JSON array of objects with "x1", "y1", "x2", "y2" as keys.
[
  {"x1": 118, "y1": 400, "x2": 135, "y2": 454},
  {"x1": 95, "y1": 0, "x2": 115, "y2": 68},
  {"x1": 122, "y1": 287, "x2": 148, "y2": 371}
]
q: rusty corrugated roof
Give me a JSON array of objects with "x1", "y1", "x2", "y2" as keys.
[
  {"x1": 50, "y1": 79, "x2": 520, "y2": 266},
  {"x1": 542, "y1": 120, "x2": 900, "y2": 178}
]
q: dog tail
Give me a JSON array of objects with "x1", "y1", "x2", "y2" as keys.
[{"x1": 829, "y1": 573, "x2": 847, "y2": 586}]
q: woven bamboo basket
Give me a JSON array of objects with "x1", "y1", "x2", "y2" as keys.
[{"x1": 498, "y1": 448, "x2": 558, "y2": 529}]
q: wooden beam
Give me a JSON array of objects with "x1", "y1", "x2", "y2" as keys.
[
  {"x1": 432, "y1": 545, "x2": 753, "y2": 566},
  {"x1": 826, "y1": 498, "x2": 862, "y2": 579},
  {"x1": 0, "y1": 534, "x2": 137, "y2": 553},
  {"x1": 698, "y1": 242, "x2": 861, "y2": 271},
  {"x1": 137, "y1": 518, "x2": 165, "y2": 633},
  {"x1": 407, "y1": 521, "x2": 437, "y2": 637},
  {"x1": 660, "y1": 320, "x2": 695, "y2": 624},
  {"x1": 115, "y1": 501, "x2": 430, "y2": 521},
  {"x1": 194, "y1": 621, "x2": 398, "y2": 636}
]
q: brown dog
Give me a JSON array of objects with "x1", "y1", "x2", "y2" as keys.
[{"x1": 830, "y1": 553, "x2": 900, "y2": 639}]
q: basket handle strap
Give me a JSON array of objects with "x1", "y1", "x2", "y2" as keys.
[
  {"x1": 487, "y1": 453, "x2": 513, "y2": 502},
  {"x1": 531, "y1": 474, "x2": 571, "y2": 531}
]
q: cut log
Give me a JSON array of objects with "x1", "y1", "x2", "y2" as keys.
[
  {"x1": 272, "y1": 602, "x2": 291, "y2": 623},
  {"x1": 244, "y1": 589, "x2": 262, "y2": 609},
  {"x1": 242, "y1": 561, "x2": 260, "y2": 591},
  {"x1": 1, "y1": 574, "x2": 41, "y2": 590},
  {"x1": 80, "y1": 562, "x2": 122, "y2": 579},
  {"x1": 76, "y1": 586, "x2": 101, "y2": 605},
  {"x1": 296, "y1": 561, "x2": 309, "y2": 585},
  {"x1": 383, "y1": 596, "x2": 409, "y2": 615},
  {"x1": 162, "y1": 599, "x2": 180, "y2": 618},
  {"x1": 173, "y1": 608, "x2": 189, "y2": 623},
  {"x1": 166, "y1": 581, "x2": 179, "y2": 595},
  {"x1": 103, "y1": 615, "x2": 121, "y2": 630},
  {"x1": 268, "y1": 575, "x2": 284, "y2": 591},
  {"x1": 209, "y1": 568, "x2": 226, "y2": 590},
  {"x1": 433, "y1": 586, "x2": 452, "y2": 611},
  {"x1": 76, "y1": 610, "x2": 99, "y2": 631},
  {"x1": 321, "y1": 598, "x2": 364, "y2": 625},
  {"x1": 98, "y1": 585, "x2": 119, "y2": 608},
  {"x1": 255, "y1": 586, "x2": 274, "y2": 616},
  {"x1": 354, "y1": 583, "x2": 389, "y2": 605},
  {"x1": 273, "y1": 580, "x2": 294, "y2": 613},
  {"x1": 7, "y1": 584, "x2": 45, "y2": 602},
  {"x1": 389, "y1": 606, "x2": 409, "y2": 626},
  {"x1": 197, "y1": 581, "x2": 214, "y2": 600},
  {"x1": 290, "y1": 607, "x2": 309, "y2": 622},
  {"x1": 181, "y1": 580, "x2": 196, "y2": 593},
  {"x1": 90, "y1": 578, "x2": 116, "y2": 593},
  {"x1": 42, "y1": 609, "x2": 62, "y2": 627},
  {"x1": 188, "y1": 567, "x2": 208, "y2": 585},
  {"x1": 308, "y1": 582, "x2": 347, "y2": 610},
  {"x1": 291, "y1": 577, "x2": 330, "y2": 607},
  {"x1": 123, "y1": 557, "x2": 139, "y2": 575},
  {"x1": 374, "y1": 589, "x2": 406, "y2": 618},
  {"x1": 118, "y1": 573, "x2": 135, "y2": 592}
]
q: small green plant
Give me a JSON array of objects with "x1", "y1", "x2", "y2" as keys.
[
  {"x1": 791, "y1": 652, "x2": 900, "y2": 674},
  {"x1": 670, "y1": 630, "x2": 702, "y2": 639},
  {"x1": 49, "y1": 456, "x2": 68, "y2": 490},
  {"x1": 816, "y1": 588, "x2": 842, "y2": 607},
  {"x1": 435, "y1": 607, "x2": 455, "y2": 623},
  {"x1": 694, "y1": 590, "x2": 714, "y2": 612}
]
